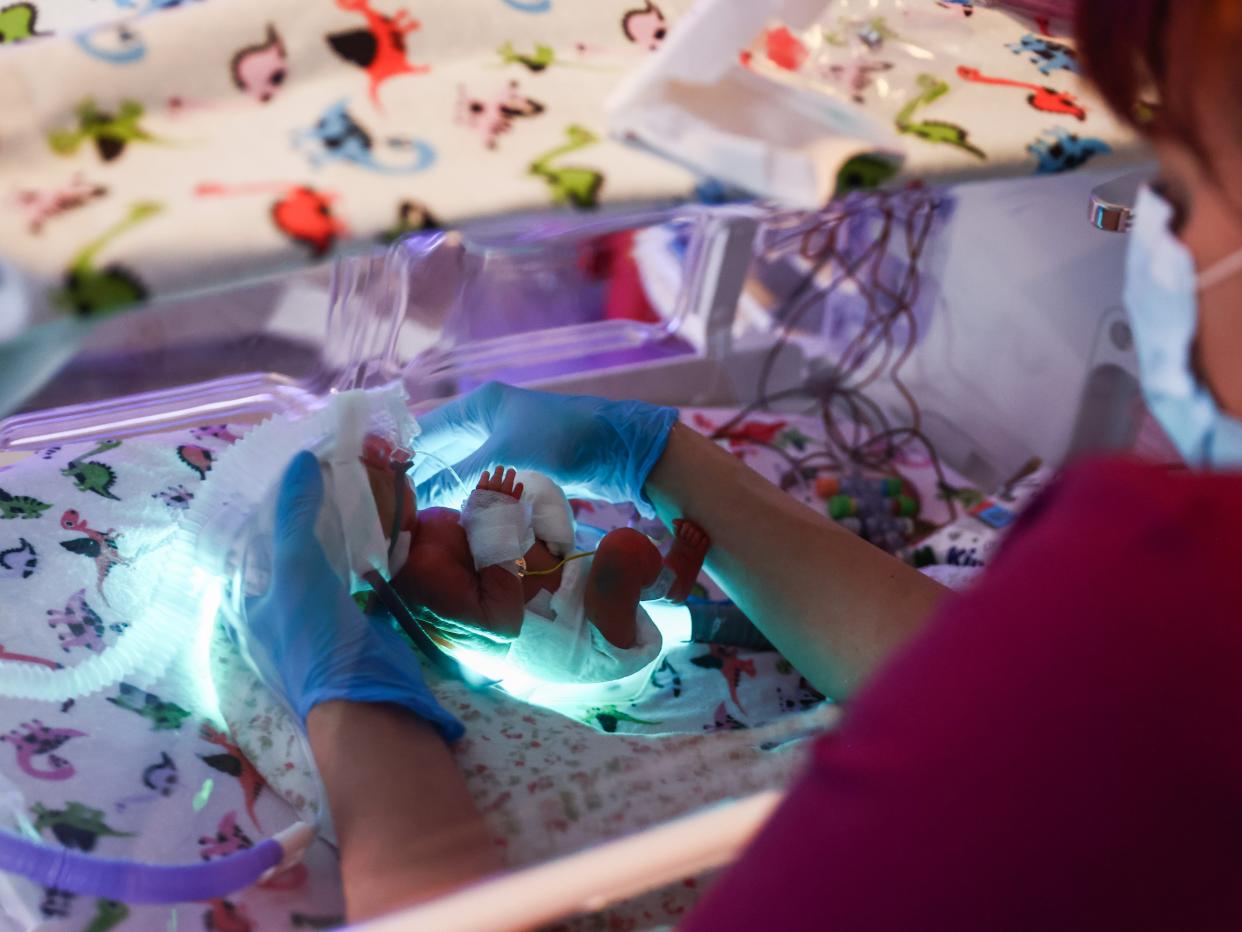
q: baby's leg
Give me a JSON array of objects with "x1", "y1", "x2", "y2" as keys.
[
  {"x1": 662, "y1": 519, "x2": 710, "y2": 603},
  {"x1": 583, "y1": 528, "x2": 663, "y2": 649}
]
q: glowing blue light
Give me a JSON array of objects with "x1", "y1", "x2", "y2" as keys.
[
  {"x1": 187, "y1": 569, "x2": 225, "y2": 723},
  {"x1": 450, "y1": 602, "x2": 693, "y2": 713}
]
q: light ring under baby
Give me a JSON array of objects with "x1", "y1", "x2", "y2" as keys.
[{"x1": 0, "y1": 822, "x2": 311, "y2": 904}]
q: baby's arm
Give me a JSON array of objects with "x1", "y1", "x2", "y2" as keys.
[{"x1": 396, "y1": 514, "x2": 525, "y2": 645}]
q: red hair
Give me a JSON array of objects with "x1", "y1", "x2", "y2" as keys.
[{"x1": 1076, "y1": 0, "x2": 1242, "y2": 163}]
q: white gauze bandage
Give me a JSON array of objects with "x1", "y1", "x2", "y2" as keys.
[
  {"x1": 460, "y1": 489, "x2": 535, "y2": 571},
  {"x1": 513, "y1": 470, "x2": 575, "y2": 558},
  {"x1": 459, "y1": 470, "x2": 575, "y2": 571}
]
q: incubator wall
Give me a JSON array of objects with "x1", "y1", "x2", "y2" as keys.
[
  {"x1": 0, "y1": 164, "x2": 1139, "y2": 930},
  {"x1": 5, "y1": 166, "x2": 1137, "y2": 482}
]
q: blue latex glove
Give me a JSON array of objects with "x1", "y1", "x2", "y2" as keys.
[
  {"x1": 244, "y1": 451, "x2": 463, "y2": 740},
  {"x1": 412, "y1": 382, "x2": 679, "y2": 513}
]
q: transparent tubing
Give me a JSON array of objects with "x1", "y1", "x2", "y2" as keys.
[{"x1": 0, "y1": 527, "x2": 221, "y2": 703}]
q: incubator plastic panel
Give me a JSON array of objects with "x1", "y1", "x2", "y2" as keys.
[
  {"x1": 0, "y1": 165, "x2": 1140, "y2": 930},
  {"x1": 5, "y1": 167, "x2": 1140, "y2": 481}
]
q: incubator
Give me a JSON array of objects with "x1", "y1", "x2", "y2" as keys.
[
  {"x1": 0, "y1": 0, "x2": 1150, "y2": 928},
  {"x1": 0, "y1": 166, "x2": 1143, "y2": 930}
]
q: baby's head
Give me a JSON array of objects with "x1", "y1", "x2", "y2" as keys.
[{"x1": 361, "y1": 434, "x2": 418, "y2": 538}]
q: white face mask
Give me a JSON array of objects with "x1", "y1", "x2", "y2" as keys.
[{"x1": 1123, "y1": 185, "x2": 1242, "y2": 467}]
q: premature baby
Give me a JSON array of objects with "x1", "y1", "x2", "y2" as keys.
[{"x1": 360, "y1": 436, "x2": 710, "y2": 685}]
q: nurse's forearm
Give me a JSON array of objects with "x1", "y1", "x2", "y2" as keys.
[
  {"x1": 645, "y1": 422, "x2": 948, "y2": 700},
  {"x1": 307, "y1": 701, "x2": 500, "y2": 922}
]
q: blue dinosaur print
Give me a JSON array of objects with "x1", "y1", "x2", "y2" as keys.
[
  {"x1": 293, "y1": 100, "x2": 435, "y2": 175},
  {"x1": 1029, "y1": 127, "x2": 1111, "y2": 174},
  {"x1": 1006, "y1": 34, "x2": 1079, "y2": 76},
  {"x1": 75, "y1": 24, "x2": 146, "y2": 64}
]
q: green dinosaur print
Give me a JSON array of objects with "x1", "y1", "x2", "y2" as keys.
[
  {"x1": 529, "y1": 125, "x2": 604, "y2": 209},
  {"x1": 777, "y1": 427, "x2": 813, "y2": 452},
  {"x1": 0, "y1": 488, "x2": 51, "y2": 520},
  {"x1": 378, "y1": 199, "x2": 438, "y2": 244},
  {"x1": 895, "y1": 74, "x2": 986, "y2": 160},
  {"x1": 48, "y1": 98, "x2": 168, "y2": 163},
  {"x1": 584, "y1": 705, "x2": 661, "y2": 734},
  {"x1": 498, "y1": 40, "x2": 557, "y2": 72},
  {"x1": 85, "y1": 899, "x2": 130, "y2": 932},
  {"x1": 0, "y1": 2, "x2": 44, "y2": 44},
  {"x1": 52, "y1": 201, "x2": 163, "y2": 317},
  {"x1": 61, "y1": 440, "x2": 122, "y2": 500},
  {"x1": 835, "y1": 152, "x2": 900, "y2": 194},
  {"x1": 107, "y1": 683, "x2": 191, "y2": 731},
  {"x1": 31, "y1": 802, "x2": 134, "y2": 852}
]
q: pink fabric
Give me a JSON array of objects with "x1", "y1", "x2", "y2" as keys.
[{"x1": 684, "y1": 458, "x2": 1242, "y2": 931}]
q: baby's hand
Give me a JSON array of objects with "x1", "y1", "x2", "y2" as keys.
[{"x1": 477, "y1": 466, "x2": 524, "y2": 501}]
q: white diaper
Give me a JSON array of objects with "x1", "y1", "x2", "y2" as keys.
[
  {"x1": 460, "y1": 470, "x2": 663, "y2": 686},
  {"x1": 509, "y1": 555, "x2": 662, "y2": 685}
]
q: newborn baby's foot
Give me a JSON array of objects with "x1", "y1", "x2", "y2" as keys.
[{"x1": 663, "y1": 519, "x2": 710, "y2": 603}]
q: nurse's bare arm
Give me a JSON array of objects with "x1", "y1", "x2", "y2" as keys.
[
  {"x1": 645, "y1": 422, "x2": 948, "y2": 700},
  {"x1": 307, "y1": 701, "x2": 500, "y2": 921}
]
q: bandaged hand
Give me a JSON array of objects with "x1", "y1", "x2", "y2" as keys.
[
  {"x1": 413, "y1": 382, "x2": 678, "y2": 514},
  {"x1": 460, "y1": 466, "x2": 534, "y2": 572},
  {"x1": 244, "y1": 452, "x2": 463, "y2": 741}
]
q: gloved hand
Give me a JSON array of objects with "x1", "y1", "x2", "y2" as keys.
[
  {"x1": 243, "y1": 451, "x2": 463, "y2": 741},
  {"x1": 412, "y1": 382, "x2": 679, "y2": 513}
]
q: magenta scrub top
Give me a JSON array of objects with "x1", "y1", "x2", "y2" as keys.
[{"x1": 683, "y1": 458, "x2": 1242, "y2": 931}]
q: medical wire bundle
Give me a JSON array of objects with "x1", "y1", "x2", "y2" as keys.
[{"x1": 712, "y1": 188, "x2": 963, "y2": 526}]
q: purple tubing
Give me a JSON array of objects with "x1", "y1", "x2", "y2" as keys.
[{"x1": 0, "y1": 832, "x2": 282, "y2": 904}]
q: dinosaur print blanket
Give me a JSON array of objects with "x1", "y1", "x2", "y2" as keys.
[{"x1": 0, "y1": 0, "x2": 1137, "y2": 338}]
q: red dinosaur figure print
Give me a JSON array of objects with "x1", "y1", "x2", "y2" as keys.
[
  {"x1": 956, "y1": 65, "x2": 1086, "y2": 121},
  {"x1": 690, "y1": 645, "x2": 757, "y2": 712},
  {"x1": 199, "y1": 723, "x2": 267, "y2": 830},
  {"x1": 176, "y1": 444, "x2": 215, "y2": 480},
  {"x1": 327, "y1": 0, "x2": 429, "y2": 109},
  {"x1": 763, "y1": 24, "x2": 808, "y2": 71},
  {"x1": 692, "y1": 413, "x2": 790, "y2": 450},
  {"x1": 59, "y1": 510, "x2": 128, "y2": 601},
  {"x1": 203, "y1": 899, "x2": 252, "y2": 932},
  {"x1": 196, "y1": 182, "x2": 347, "y2": 258}
]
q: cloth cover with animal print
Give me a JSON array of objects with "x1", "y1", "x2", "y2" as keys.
[{"x1": 0, "y1": 0, "x2": 1137, "y2": 340}]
